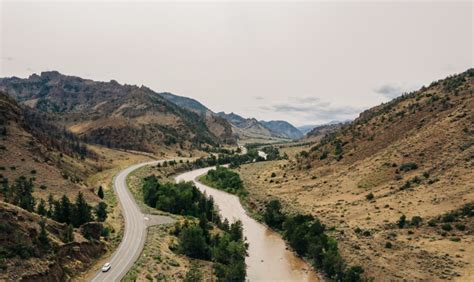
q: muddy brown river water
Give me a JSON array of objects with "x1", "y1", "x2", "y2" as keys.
[{"x1": 175, "y1": 166, "x2": 320, "y2": 282}]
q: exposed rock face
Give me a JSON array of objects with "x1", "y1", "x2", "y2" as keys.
[
  {"x1": 215, "y1": 111, "x2": 304, "y2": 141},
  {"x1": 157, "y1": 91, "x2": 237, "y2": 144},
  {"x1": 259, "y1": 120, "x2": 303, "y2": 139}
]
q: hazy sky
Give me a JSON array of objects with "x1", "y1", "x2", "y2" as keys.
[{"x1": 1, "y1": 1, "x2": 472, "y2": 126}]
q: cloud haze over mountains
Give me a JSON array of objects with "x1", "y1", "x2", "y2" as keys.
[{"x1": 1, "y1": 1, "x2": 472, "y2": 125}]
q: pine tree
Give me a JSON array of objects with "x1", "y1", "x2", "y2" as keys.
[
  {"x1": 12, "y1": 176, "x2": 35, "y2": 211},
  {"x1": 1, "y1": 178, "x2": 9, "y2": 200},
  {"x1": 61, "y1": 224, "x2": 75, "y2": 243},
  {"x1": 58, "y1": 195, "x2": 72, "y2": 224},
  {"x1": 38, "y1": 218, "x2": 50, "y2": 251},
  {"x1": 229, "y1": 220, "x2": 244, "y2": 241},
  {"x1": 37, "y1": 199, "x2": 47, "y2": 216},
  {"x1": 47, "y1": 194, "x2": 54, "y2": 218},
  {"x1": 97, "y1": 186, "x2": 105, "y2": 199},
  {"x1": 95, "y1": 202, "x2": 108, "y2": 222},
  {"x1": 72, "y1": 192, "x2": 92, "y2": 227}
]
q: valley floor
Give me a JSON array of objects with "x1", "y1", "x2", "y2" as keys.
[{"x1": 237, "y1": 145, "x2": 474, "y2": 281}]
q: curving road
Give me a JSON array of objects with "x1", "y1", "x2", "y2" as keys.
[{"x1": 91, "y1": 160, "x2": 160, "y2": 282}]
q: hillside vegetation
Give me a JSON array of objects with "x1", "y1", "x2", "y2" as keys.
[
  {"x1": 238, "y1": 69, "x2": 474, "y2": 281},
  {"x1": 0, "y1": 91, "x2": 157, "y2": 280}
]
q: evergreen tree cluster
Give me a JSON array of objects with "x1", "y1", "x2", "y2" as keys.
[
  {"x1": 48, "y1": 192, "x2": 107, "y2": 227},
  {"x1": 1, "y1": 176, "x2": 107, "y2": 228},
  {"x1": 263, "y1": 199, "x2": 365, "y2": 282},
  {"x1": 174, "y1": 218, "x2": 247, "y2": 282},
  {"x1": 202, "y1": 166, "x2": 244, "y2": 194},
  {"x1": 142, "y1": 176, "x2": 218, "y2": 221},
  {"x1": 2, "y1": 176, "x2": 35, "y2": 212},
  {"x1": 142, "y1": 176, "x2": 247, "y2": 281},
  {"x1": 260, "y1": 146, "x2": 284, "y2": 161}
]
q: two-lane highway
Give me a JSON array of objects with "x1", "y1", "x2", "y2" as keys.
[{"x1": 91, "y1": 160, "x2": 159, "y2": 282}]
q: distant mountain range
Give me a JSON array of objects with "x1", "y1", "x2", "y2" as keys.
[
  {"x1": 216, "y1": 112, "x2": 304, "y2": 140},
  {"x1": 259, "y1": 120, "x2": 303, "y2": 139},
  {"x1": 155, "y1": 92, "x2": 305, "y2": 140}
]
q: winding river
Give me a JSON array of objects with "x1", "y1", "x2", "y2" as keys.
[{"x1": 175, "y1": 167, "x2": 320, "y2": 282}]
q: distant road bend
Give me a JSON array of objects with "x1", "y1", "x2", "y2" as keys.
[{"x1": 91, "y1": 160, "x2": 162, "y2": 282}]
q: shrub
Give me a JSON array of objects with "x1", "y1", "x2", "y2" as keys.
[
  {"x1": 385, "y1": 242, "x2": 392, "y2": 249},
  {"x1": 366, "y1": 193, "x2": 374, "y2": 201},
  {"x1": 455, "y1": 224, "x2": 466, "y2": 231},
  {"x1": 428, "y1": 219, "x2": 437, "y2": 227},
  {"x1": 271, "y1": 172, "x2": 276, "y2": 178},
  {"x1": 461, "y1": 203, "x2": 474, "y2": 216},
  {"x1": 442, "y1": 213, "x2": 455, "y2": 223},
  {"x1": 319, "y1": 151, "x2": 328, "y2": 160},
  {"x1": 400, "y1": 181, "x2": 411, "y2": 190},
  {"x1": 399, "y1": 163, "x2": 418, "y2": 172},
  {"x1": 411, "y1": 216, "x2": 422, "y2": 227},
  {"x1": 184, "y1": 263, "x2": 203, "y2": 282},
  {"x1": 441, "y1": 223, "x2": 452, "y2": 231},
  {"x1": 101, "y1": 227, "x2": 110, "y2": 238},
  {"x1": 398, "y1": 215, "x2": 407, "y2": 228}
]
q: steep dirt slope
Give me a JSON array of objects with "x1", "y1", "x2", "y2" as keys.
[
  {"x1": 238, "y1": 69, "x2": 474, "y2": 280},
  {"x1": 0, "y1": 71, "x2": 235, "y2": 153}
]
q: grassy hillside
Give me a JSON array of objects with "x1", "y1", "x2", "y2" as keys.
[{"x1": 238, "y1": 69, "x2": 474, "y2": 281}]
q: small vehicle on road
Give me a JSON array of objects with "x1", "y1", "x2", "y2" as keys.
[{"x1": 101, "y1": 262, "x2": 111, "y2": 272}]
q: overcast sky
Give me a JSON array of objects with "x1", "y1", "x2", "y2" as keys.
[{"x1": 1, "y1": 1, "x2": 472, "y2": 126}]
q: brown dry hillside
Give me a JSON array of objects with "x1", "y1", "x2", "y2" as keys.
[
  {"x1": 0, "y1": 92, "x2": 99, "y2": 203},
  {"x1": 238, "y1": 69, "x2": 474, "y2": 281},
  {"x1": 0, "y1": 71, "x2": 235, "y2": 153},
  {"x1": 0, "y1": 91, "x2": 157, "y2": 280}
]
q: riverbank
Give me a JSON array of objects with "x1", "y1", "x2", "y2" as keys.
[
  {"x1": 196, "y1": 167, "x2": 329, "y2": 279},
  {"x1": 179, "y1": 166, "x2": 321, "y2": 281}
]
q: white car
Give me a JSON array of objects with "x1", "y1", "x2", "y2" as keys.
[{"x1": 101, "y1": 262, "x2": 111, "y2": 272}]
